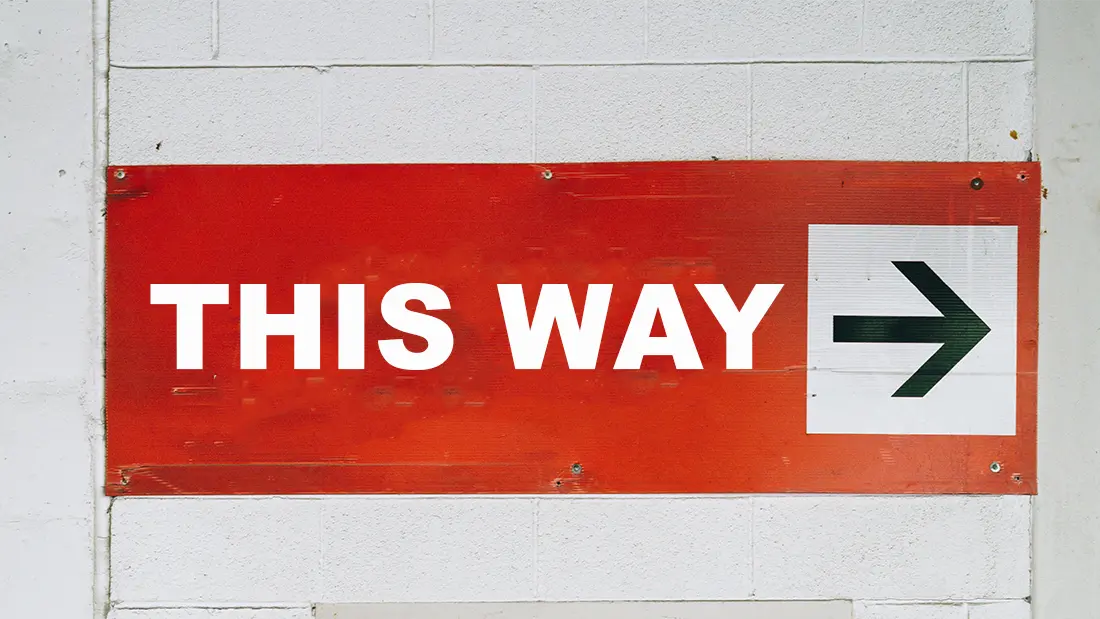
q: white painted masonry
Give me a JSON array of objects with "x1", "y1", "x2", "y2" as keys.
[
  {"x1": 21, "y1": 0, "x2": 1100, "y2": 617},
  {"x1": 1032, "y1": 1, "x2": 1100, "y2": 617},
  {"x1": 103, "y1": 1, "x2": 1037, "y2": 616},
  {"x1": 315, "y1": 601, "x2": 855, "y2": 619},
  {"x1": 0, "y1": 1, "x2": 101, "y2": 618}
]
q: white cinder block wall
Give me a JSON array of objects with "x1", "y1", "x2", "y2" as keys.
[
  {"x1": 0, "y1": 1, "x2": 100, "y2": 618},
  {"x1": 103, "y1": 1, "x2": 1035, "y2": 617}
]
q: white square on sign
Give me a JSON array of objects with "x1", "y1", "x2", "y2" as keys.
[{"x1": 807, "y1": 224, "x2": 1017, "y2": 435}]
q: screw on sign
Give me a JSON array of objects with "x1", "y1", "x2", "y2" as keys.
[{"x1": 103, "y1": 161, "x2": 1039, "y2": 496}]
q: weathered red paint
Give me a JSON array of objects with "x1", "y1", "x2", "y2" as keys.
[{"x1": 105, "y1": 161, "x2": 1040, "y2": 495}]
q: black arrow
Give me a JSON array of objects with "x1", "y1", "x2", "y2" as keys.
[{"x1": 832, "y1": 261, "x2": 991, "y2": 398}]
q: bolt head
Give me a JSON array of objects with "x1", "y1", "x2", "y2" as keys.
[
  {"x1": 114, "y1": 169, "x2": 126, "y2": 180},
  {"x1": 990, "y1": 461, "x2": 1002, "y2": 473},
  {"x1": 571, "y1": 462, "x2": 582, "y2": 475},
  {"x1": 542, "y1": 170, "x2": 553, "y2": 180}
]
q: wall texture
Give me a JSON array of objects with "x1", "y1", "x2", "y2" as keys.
[
  {"x1": 1032, "y1": 1, "x2": 1100, "y2": 617},
  {"x1": 4, "y1": 0, "x2": 1043, "y2": 617},
  {"x1": 0, "y1": 0, "x2": 100, "y2": 618}
]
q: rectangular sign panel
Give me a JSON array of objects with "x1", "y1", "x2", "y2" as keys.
[{"x1": 105, "y1": 161, "x2": 1039, "y2": 495}]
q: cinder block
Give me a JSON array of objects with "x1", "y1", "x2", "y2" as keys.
[
  {"x1": 535, "y1": 65, "x2": 749, "y2": 162},
  {"x1": 752, "y1": 63, "x2": 966, "y2": 160},
  {"x1": 0, "y1": 519, "x2": 93, "y2": 618},
  {"x1": 648, "y1": 0, "x2": 861, "y2": 60},
  {"x1": 0, "y1": 214, "x2": 93, "y2": 383},
  {"x1": 433, "y1": 0, "x2": 644, "y2": 62},
  {"x1": 322, "y1": 67, "x2": 532, "y2": 163},
  {"x1": 316, "y1": 601, "x2": 854, "y2": 618},
  {"x1": 969, "y1": 62, "x2": 1035, "y2": 161},
  {"x1": 967, "y1": 601, "x2": 1030, "y2": 619},
  {"x1": 110, "y1": 0, "x2": 212, "y2": 63},
  {"x1": 3, "y1": 0, "x2": 93, "y2": 192},
  {"x1": 2, "y1": 0, "x2": 94, "y2": 385},
  {"x1": 218, "y1": 0, "x2": 429, "y2": 62},
  {"x1": 864, "y1": 0, "x2": 1034, "y2": 57},
  {"x1": 108, "y1": 68, "x2": 321, "y2": 164},
  {"x1": 320, "y1": 498, "x2": 537, "y2": 602},
  {"x1": 536, "y1": 498, "x2": 752, "y2": 600},
  {"x1": 854, "y1": 602, "x2": 966, "y2": 619},
  {"x1": 753, "y1": 496, "x2": 1031, "y2": 600},
  {"x1": 0, "y1": 384, "x2": 91, "y2": 522},
  {"x1": 110, "y1": 498, "x2": 322, "y2": 604},
  {"x1": 111, "y1": 610, "x2": 313, "y2": 619}
]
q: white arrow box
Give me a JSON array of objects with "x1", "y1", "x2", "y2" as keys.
[{"x1": 807, "y1": 224, "x2": 1018, "y2": 436}]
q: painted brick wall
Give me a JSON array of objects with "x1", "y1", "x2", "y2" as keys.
[
  {"x1": 104, "y1": 1, "x2": 1036, "y2": 617},
  {"x1": 0, "y1": 1, "x2": 100, "y2": 618}
]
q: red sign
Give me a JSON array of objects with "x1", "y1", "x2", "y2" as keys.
[{"x1": 105, "y1": 161, "x2": 1040, "y2": 495}]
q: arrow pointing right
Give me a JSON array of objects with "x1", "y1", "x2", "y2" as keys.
[{"x1": 832, "y1": 261, "x2": 991, "y2": 398}]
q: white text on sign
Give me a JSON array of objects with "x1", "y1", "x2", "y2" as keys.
[{"x1": 149, "y1": 283, "x2": 784, "y2": 371}]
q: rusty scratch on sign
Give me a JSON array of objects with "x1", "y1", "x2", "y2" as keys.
[{"x1": 171, "y1": 386, "x2": 218, "y2": 396}]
